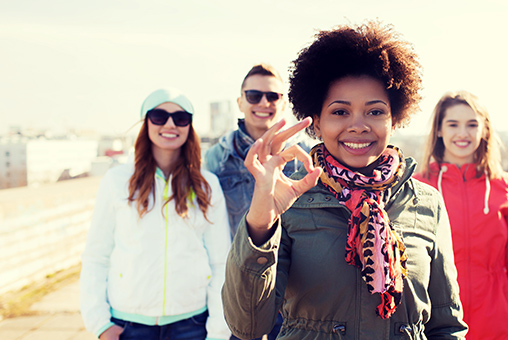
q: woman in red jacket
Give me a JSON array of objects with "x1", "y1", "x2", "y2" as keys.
[{"x1": 414, "y1": 91, "x2": 508, "y2": 339}]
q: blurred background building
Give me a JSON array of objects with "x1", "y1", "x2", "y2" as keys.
[
  {"x1": 0, "y1": 132, "x2": 133, "y2": 189},
  {"x1": 209, "y1": 100, "x2": 237, "y2": 138}
]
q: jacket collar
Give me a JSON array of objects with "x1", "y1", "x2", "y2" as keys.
[
  {"x1": 429, "y1": 162, "x2": 480, "y2": 181},
  {"x1": 217, "y1": 119, "x2": 255, "y2": 156}
]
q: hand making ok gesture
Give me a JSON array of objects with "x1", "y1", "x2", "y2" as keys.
[{"x1": 245, "y1": 117, "x2": 323, "y2": 245}]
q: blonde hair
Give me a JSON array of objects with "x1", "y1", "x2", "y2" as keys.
[{"x1": 420, "y1": 90, "x2": 503, "y2": 179}]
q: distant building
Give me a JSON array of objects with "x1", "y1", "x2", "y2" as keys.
[
  {"x1": 498, "y1": 132, "x2": 508, "y2": 171},
  {"x1": 0, "y1": 137, "x2": 98, "y2": 189},
  {"x1": 209, "y1": 100, "x2": 237, "y2": 138},
  {"x1": 97, "y1": 136, "x2": 132, "y2": 157},
  {"x1": 0, "y1": 141, "x2": 26, "y2": 188}
]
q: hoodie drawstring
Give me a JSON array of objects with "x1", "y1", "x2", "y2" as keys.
[
  {"x1": 437, "y1": 165, "x2": 447, "y2": 195},
  {"x1": 437, "y1": 165, "x2": 490, "y2": 215},
  {"x1": 484, "y1": 171, "x2": 490, "y2": 214}
]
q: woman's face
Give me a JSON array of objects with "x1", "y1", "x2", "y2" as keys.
[
  {"x1": 314, "y1": 75, "x2": 393, "y2": 171},
  {"x1": 439, "y1": 103, "x2": 484, "y2": 167},
  {"x1": 147, "y1": 102, "x2": 190, "y2": 156}
]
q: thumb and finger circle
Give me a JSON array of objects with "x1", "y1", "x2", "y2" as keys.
[{"x1": 251, "y1": 117, "x2": 313, "y2": 163}]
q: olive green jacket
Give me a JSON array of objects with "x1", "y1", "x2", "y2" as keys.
[{"x1": 222, "y1": 157, "x2": 467, "y2": 340}]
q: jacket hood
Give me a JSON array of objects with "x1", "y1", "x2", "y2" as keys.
[{"x1": 429, "y1": 161, "x2": 491, "y2": 215}]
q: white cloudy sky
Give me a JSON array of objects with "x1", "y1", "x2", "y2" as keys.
[{"x1": 1, "y1": 0, "x2": 507, "y2": 137}]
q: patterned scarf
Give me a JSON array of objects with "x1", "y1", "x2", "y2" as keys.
[
  {"x1": 310, "y1": 143, "x2": 408, "y2": 319},
  {"x1": 233, "y1": 119, "x2": 255, "y2": 160}
]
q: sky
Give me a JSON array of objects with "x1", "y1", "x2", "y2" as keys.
[{"x1": 1, "y1": 0, "x2": 507, "y2": 138}]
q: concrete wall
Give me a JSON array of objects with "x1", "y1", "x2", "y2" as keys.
[{"x1": 0, "y1": 176, "x2": 102, "y2": 295}]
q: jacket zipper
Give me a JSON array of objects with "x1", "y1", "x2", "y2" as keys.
[
  {"x1": 355, "y1": 267, "x2": 361, "y2": 339},
  {"x1": 162, "y1": 179, "x2": 170, "y2": 316},
  {"x1": 461, "y1": 171, "x2": 471, "y2": 322}
]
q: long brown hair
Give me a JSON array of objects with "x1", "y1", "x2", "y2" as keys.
[
  {"x1": 128, "y1": 119, "x2": 212, "y2": 219},
  {"x1": 420, "y1": 91, "x2": 503, "y2": 179}
]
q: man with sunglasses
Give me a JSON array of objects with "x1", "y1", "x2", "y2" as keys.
[{"x1": 205, "y1": 63, "x2": 308, "y2": 340}]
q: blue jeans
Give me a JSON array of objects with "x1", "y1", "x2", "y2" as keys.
[
  {"x1": 229, "y1": 312, "x2": 282, "y2": 340},
  {"x1": 111, "y1": 310, "x2": 208, "y2": 340}
]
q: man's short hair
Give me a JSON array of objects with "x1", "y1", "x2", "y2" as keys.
[{"x1": 241, "y1": 63, "x2": 283, "y2": 90}]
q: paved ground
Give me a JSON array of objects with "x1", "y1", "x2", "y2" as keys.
[{"x1": 0, "y1": 279, "x2": 96, "y2": 340}]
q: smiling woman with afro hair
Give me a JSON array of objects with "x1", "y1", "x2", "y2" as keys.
[{"x1": 289, "y1": 21, "x2": 422, "y2": 138}]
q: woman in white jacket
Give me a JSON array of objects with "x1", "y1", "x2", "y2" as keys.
[{"x1": 80, "y1": 88, "x2": 232, "y2": 340}]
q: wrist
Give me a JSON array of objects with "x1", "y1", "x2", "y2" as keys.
[
  {"x1": 246, "y1": 209, "x2": 278, "y2": 230},
  {"x1": 246, "y1": 213, "x2": 277, "y2": 246}
]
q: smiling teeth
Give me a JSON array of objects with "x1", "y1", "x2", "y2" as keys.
[
  {"x1": 455, "y1": 141, "x2": 469, "y2": 147},
  {"x1": 254, "y1": 112, "x2": 270, "y2": 117},
  {"x1": 344, "y1": 142, "x2": 371, "y2": 149},
  {"x1": 161, "y1": 133, "x2": 177, "y2": 138}
]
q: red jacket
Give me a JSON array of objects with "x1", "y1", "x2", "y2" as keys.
[{"x1": 414, "y1": 162, "x2": 508, "y2": 340}]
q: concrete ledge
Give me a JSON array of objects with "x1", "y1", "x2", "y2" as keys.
[{"x1": 0, "y1": 177, "x2": 102, "y2": 295}]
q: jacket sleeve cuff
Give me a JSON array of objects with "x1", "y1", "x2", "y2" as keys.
[{"x1": 232, "y1": 214, "x2": 281, "y2": 274}]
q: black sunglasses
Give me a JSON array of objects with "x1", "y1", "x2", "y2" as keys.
[
  {"x1": 146, "y1": 109, "x2": 193, "y2": 127},
  {"x1": 244, "y1": 90, "x2": 283, "y2": 104}
]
